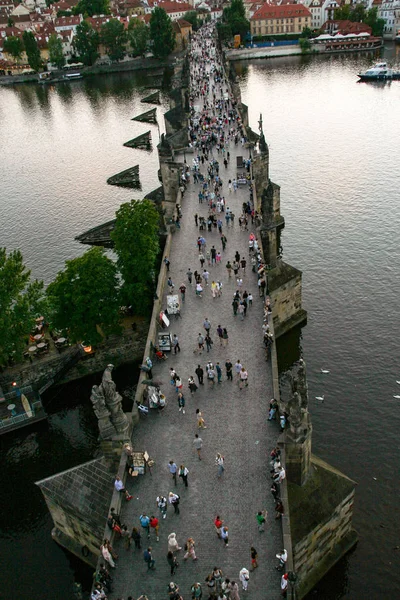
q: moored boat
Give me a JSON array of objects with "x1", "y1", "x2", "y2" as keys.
[{"x1": 358, "y1": 61, "x2": 393, "y2": 80}]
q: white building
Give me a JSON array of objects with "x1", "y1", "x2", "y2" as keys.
[
  {"x1": 376, "y1": 0, "x2": 400, "y2": 38},
  {"x1": 303, "y1": 0, "x2": 340, "y2": 30}
]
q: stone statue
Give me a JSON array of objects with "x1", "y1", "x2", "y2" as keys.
[
  {"x1": 288, "y1": 391, "x2": 302, "y2": 429},
  {"x1": 258, "y1": 113, "x2": 268, "y2": 154},
  {"x1": 90, "y1": 384, "x2": 107, "y2": 419},
  {"x1": 297, "y1": 358, "x2": 309, "y2": 409},
  {"x1": 90, "y1": 384, "x2": 115, "y2": 440},
  {"x1": 101, "y1": 364, "x2": 130, "y2": 436},
  {"x1": 102, "y1": 364, "x2": 120, "y2": 403},
  {"x1": 91, "y1": 365, "x2": 130, "y2": 440}
]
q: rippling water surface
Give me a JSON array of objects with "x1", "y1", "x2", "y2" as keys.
[
  {"x1": 236, "y1": 47, "x2": 400, "y2": 599},
  {"x1": 0, "y1": 51, "x2": 400, "y2": 599}
]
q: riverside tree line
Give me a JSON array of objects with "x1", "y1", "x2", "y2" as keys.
[
  {"x1": 4, "y1": 7, "x2": 208, "y2": 71},
  {"x1": 0, "y1": 200, "x2": 160, "y2": 367}
]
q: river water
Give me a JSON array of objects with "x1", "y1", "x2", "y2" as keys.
[
  {"x1": 0, "y1": 49, "x2": 399, "y2": 599},
  {"x1": 235, "y1": 45, "x2": 400, "y2": 599}
]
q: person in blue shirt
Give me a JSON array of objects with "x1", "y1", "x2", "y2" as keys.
[{"x1": 140, "y1": 513, "x2": 150, "y2": 538}]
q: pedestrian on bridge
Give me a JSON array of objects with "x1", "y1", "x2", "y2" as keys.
[
  {"x1": 168, "y1": 461, "x2": 178, "y2": 485},
  {"x1": 143, "y1": 547, "x2": 155, "y2": 570},
  {"x1": 193, "y1": 434, "x2": 203, "y2": 460},
  {"x1": 195, "y1": 364, "x2": 204, "y2": 385}
]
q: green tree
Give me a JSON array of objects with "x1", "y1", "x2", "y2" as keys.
[
  {"x1": 22, "y1": 31, "x2": 42, "y2": 72},
  {"x1": 301, "y1": 26, "x2": 313, "y2": 38},
  {"x1": 111, "y1": 199, "x2": 160, "y2": 314},
  {"x1": 216, "y1": 21, "x2": 232, "y2": 42},
  {"x1": 299, "y1": 37, "x2": 311, "y2": 53},
  {"x1": 334, "y1": 5, "x2": 352, "y2": 20},
  {"x1": 100, "y1": 18, "x2": 127, "y2": 62},
  {"x1": 73, "y1": 20, "x2": 99, "y2": 66},
  {"x1": 7, "y1": 16, "x2": 14, "y2": 27},
  {"x1": 335, "y1": 4, "x2": 384, "y2": 36},
  {"x1": 48, "y1": 33, "x2": 65, "y2": 69},
  {"x1": 222, "y1": 0, "x2": 249, "y2": 41},
  {"x1": 46, "y1": 247, "x2": 121, "y2": 346},
  {"x1": 183, "y1": 11, "x2": 199, "y2": 31},
  {"x1": 365, "y1": 7, "x2": 385, "y2": 37},
  {"x1": 3, "y1": 36, "x2": 24, "y2": 61},
  {"x1": 0, "y1": 248, "x2": 47, "y2": 367},
  {"x1": 128, "y1": 18, "x2": 149, "y2": 57},
  {"x1": 149, "y1": 7, "x2": 175, "y2": 59},
  {"x1": 73, "y1": 0, "x2": 109, "y2": 17}
]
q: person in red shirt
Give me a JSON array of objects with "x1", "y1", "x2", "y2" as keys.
[
  {"x1": 149, "y1": 516, "x2": 159, "y2": 541},
  {"x1": 214, "y1": 515, "x2": 223, "y2": 538}
]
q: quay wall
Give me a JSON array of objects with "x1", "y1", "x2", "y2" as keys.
[
  {"x1": 225, "y1": 43, "x2": 383, "y2": 61},
  {"x1": 0, "y1": 55, "x2": 176, "y2": 87},
  {"x1": 0, "y1": 326, "x2": 148, "y2": 393}
]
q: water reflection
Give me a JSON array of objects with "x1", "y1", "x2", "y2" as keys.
[{"x1": 0, "y1": 360, "x2": 139, "y2": 599}]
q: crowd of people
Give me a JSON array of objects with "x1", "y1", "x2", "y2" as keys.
[{"x1": 91, "y1": 22, "x2": 291, "y2": 600}]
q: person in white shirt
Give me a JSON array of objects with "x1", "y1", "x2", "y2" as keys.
[
  {"x1": 239, "y1": 567, "x2": 250, "y2": 591},
  {"x1": 216, "y1": 453, "x2": 225, "y2": 477},
  {"x1": 114, "y1": 476, "x2": 132, "y2": 501}
]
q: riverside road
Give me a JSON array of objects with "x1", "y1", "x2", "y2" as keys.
[{"x1": 109, "y1": 27, "x2": 283, "y2": 600}]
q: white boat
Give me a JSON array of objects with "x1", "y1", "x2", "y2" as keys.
[{"x1": 358, "y1": 62, "x2": 393, "y2": 81}]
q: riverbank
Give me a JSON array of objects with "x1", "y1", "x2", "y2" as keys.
[
  {"x1": 225, "y1": 42, "x2": 384, "y2": 61},
  {"x1": 0, "y1": 53, "x2": 178, "y2": 86}
]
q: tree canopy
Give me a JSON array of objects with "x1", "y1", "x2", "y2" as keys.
[
  {"x1": 0, "y1": 248, "x2": 47, "y2": 367},
  {"x1": 73, "y1": 0, "x2": 110, "y2": 17},
  {"x1": 46, "y1": 247, "x2": 121, "y2": 346},
  {"x1": 100, "y1": 18, "x2": 127, "y2": 62},
  {"x1": 22, "y1": 31, "x2": 42, "y2": 71},
  {"x1": 3, "y1": 36, "x2": 24, "y2": 61},
  {"x1": 128, "y1": 18, "x2": 149, "y2": 57},
  {"x1": 73, "y1": 20, "x2": 99, "y2": 66},
  {"x1": 48, "y1": 33, "x2": 65, "y2": 69},
  {"x1": 111, "y1": 199, "x2": 160, "y2": 314},
  {"x1": 183, "y1": 11, "x2": 199, "y2": 31},
  {"x1": 334, "y1": 5, "x2": 384, "y2": 36},
  {"x1": 149, "y1": 7, "x2": 175, "y2": 59},
  {"x1": 224, "y1": 0, "x2": 249, "y2": 39}
]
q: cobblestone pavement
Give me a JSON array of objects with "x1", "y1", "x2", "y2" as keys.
[
  {"x1": 109, "y1": 31, "x2": 283, "y2": 599},
  {"x1": 109, "y1": 148, "x2": 283, "y2": 600}
]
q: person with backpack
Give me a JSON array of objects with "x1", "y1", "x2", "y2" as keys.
[
  {"x1": 191, "y1": 581, "x2": 202, "y2": 598},
  {"x1": 169, "y1": 491, "x2": 180, "y2": 514},
  {"x1": 156, "y1": 495, "x2": 168, "y2": 519}
]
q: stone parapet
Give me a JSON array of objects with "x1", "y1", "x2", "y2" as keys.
[{"x1": 288, "y1": 455, "x2": 358, "y2": 598}]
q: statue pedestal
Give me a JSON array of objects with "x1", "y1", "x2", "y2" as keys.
[
  {"x1": 285, "y1": 422, "x2": 312, "y2": 486},
  {"x1": 100, "y1": 426, "x2": 133, "y2": 470}
]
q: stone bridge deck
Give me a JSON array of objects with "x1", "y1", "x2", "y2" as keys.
[{"x1": 109, "y1": 140, "x2": 283, "y2": 599}]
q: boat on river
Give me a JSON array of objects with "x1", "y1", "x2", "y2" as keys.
[{"x1": 358, "y1": 61, "x2": 400, "y2": 81}]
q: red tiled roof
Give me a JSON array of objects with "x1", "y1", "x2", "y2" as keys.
[
  {"x1": 34, "y1": 22, "x2": 56, "y2": 34},
  {"x1": 176, "y1": 18, "x2": 191, "y2": 27},
  {"x1": 2, "y1": 24, "x2": 23, "y2": 36},
  {"x1": 10, "y1": 13, "x2": 31, "y2": 22},
  {"x1": 251, "y1": 3, "x2": 311, "y2": 20},
  {"x1": 86, "y1": 15, "x2": 115, "y2": 29},
  {"x1": 323, "y1": 19, "x2": 372, "y2": 35},
  {"x1": 54, "y1": 15, "x2": 81, "y2": 26},
  {"x1": 157, "y1": 1, "x2": 193, "y2": 13}
]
